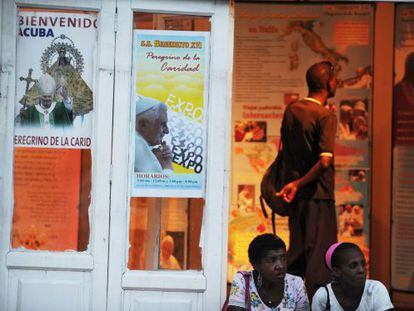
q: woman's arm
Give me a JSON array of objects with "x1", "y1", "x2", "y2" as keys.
[
  {"x1": 311, "y1": 287, "x2": 327, "y2": 311},
  {"x1": 295, "y1": 280, "x2": 310, "y2": 311},
  {"x1": 227, "y1": 306, "x2": 246, "y2": 311},
  {"x1": 227, "y1": 272, "x2": 249, "y2": 310}
]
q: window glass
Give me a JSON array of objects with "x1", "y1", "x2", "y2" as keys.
[
  {"x1": 128, "y1": 197, "x2": 203, "y2": 270},
  {"x1": 12, "y1": 8, "x2": 96, "y2": 251},
  {"x1": 229, "y1": 2, "x2": 373, "y2": 280}
]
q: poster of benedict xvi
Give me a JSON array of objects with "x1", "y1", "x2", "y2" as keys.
[
  {"x1": 11, "y1": 9, "x2": 97, "y2": 251},
  {"x1": 15, "y1": 9, "x2": 97, "y2": 149},
  {"x1": 131, "y1": 30, "x2": 210, "y2": 198}
]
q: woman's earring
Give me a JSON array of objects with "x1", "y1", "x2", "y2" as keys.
[{"x1": 257, "y1": 272, "x2": 263, "y2": 288}]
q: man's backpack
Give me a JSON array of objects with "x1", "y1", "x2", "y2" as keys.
[{"x1": 259, "y1": 143, "x2": 292, "y2": 233}]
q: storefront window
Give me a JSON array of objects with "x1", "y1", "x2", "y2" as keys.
[
  {"x1": 128, "y1": 13, "x2": 210, "y2": 270},
  {"x1": 11, "y1": 8, "x2": 96, "y2": 251},
  {"x1": 229, "y1": 2, "x2": 373, "y2": 280}
]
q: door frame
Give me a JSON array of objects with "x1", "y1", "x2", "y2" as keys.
[{"x1": 108, "y1": 0, "x2": 233, "y2": 310}]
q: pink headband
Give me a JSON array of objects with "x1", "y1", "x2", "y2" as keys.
[{"x1": 325, "y1": 242, "x2": 343, "y2": 271}]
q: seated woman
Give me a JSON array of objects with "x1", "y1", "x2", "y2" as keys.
[
  {"x1": 312, "y1": 242, "x2": 394, "y2": 311},
  {"x1": 227, "y1": 233, "x2": 309, "y2": 310}
]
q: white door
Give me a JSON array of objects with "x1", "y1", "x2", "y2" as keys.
[
  {"x1": 108, "y1": 0, "x2": 232, "y2": 310},
  {"x1": 0, "y1": 0, "x2": 116, "y2": 310}
]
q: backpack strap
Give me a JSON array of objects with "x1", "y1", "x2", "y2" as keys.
[
  {"x1": 269, "y1": 137, "x2": 282, "y2": 234},
  {"x1": 238, "y1": 271, "x2": 251, "y2": 310},
  {"x1": 259, "y1": 195, "x2": 269, "y2": 218},
  {"x1": 259, "y1": 197, "x2": 276, "y2": 235},
  {"x1": 323, "y1": 285, "x2": 331, "y2": 311}
]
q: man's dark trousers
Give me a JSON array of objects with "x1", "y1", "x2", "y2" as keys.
[{"x1": 287, "y1": 199, "x2": 337, "y2": 299}]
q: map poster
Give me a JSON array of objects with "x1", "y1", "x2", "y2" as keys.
[
  {"x1": 391, "y1": 4, "x2": 414, "y2": 292},
  {"x1": 131, "y1": 30, "x2": 210, "y2": 198},
  {"x1": 229, "y1": 3, "x2": 373, "y2": 280},
  {"x1": 15, "y1": 9, "x2": 97, "y2": 149}
]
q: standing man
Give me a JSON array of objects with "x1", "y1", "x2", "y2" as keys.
[
  {"x1": 20, "y1": 73, "x2": 73, "y2": 128},
  {"x1": 134, "y1": 96, "x2": 173, "y2": 173},
  {"x1": 277, "y1": 61, "x2": 338, "y2": 298}
]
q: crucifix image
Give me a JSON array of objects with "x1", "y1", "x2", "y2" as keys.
[{"x1": 19, "y1": 68, "x2": 37, "y2": 110}]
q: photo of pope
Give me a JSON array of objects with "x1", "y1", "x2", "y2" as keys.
[
  {"x1": 19, "y1": 73, "x2": 74, "y2": 128},
  {"x1": 134, "y1": 96, "x2": 173, "y2": 173}
]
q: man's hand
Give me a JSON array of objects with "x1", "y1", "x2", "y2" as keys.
[
  {"x1": 153, "y1": 143, "x2": 173, "y2": 170},
  {"x1": 60, "y1": 85, "x2": 69, "y2": 101},
  {"x1": 325, "y1": 102, "x2": 337, "y2": 113},
  {"x1": 276, "y1": 181, "x2": 299, "y2": 203},
  {"x1": 60, "y1": 85, "x2": 74, "y2": 112}
]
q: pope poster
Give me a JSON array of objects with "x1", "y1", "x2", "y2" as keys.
[
  {"x1": 11, "y1": 9, "x2": 96, "y2": 251},
  {"x1": 131, "y1": 30, "x2": 210, "y2": 198},
  {"x1": 14, "y1": 9, "x2": 97, "y2": 149}
]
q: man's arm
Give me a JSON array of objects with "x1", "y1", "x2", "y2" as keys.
[
  {"x1": 277, "y1": 111, "x2": 337, "y2": 203},
  {"x1": 60, "y1": 86, "x2": 73, "y2": 111},
  {"x1": 277, "y1": 155, "x2": 332, "y2": 203},
  {"x1": 60, "y1": 85, "x2": 74, "y2": 124}
]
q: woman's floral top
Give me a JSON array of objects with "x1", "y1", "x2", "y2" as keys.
[{"x1": 228, "y1": 271, "x2": 310, "y2": 311}]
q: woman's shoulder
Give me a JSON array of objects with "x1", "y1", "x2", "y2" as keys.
[
  {"x1": 313, "y1": 283, "x2": 331, "y2": 299},
  {"x1": 311, "y1": 284, "x2": 332, "y2": 311},
  {"x1": 285, "y1": 273, "x2": 305, "y2": 284},
  {"x1": 364, "y1": 279, "x2": 394, "y2": 309},
  {"x1": 365, "y1": 279, "x2": 388, "y2": 294},
  {"x1": 231, "y1": 270, "x2": 253, "y2": 283},
  {"x1": 285, "y1": 273, "x2": 308, "y2": 294}
]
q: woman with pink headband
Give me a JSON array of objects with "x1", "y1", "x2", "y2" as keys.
[{"x1": 312, "y1": 242, "x2": 394, "y2": 311}]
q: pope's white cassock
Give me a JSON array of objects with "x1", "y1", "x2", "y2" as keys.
[{"x1": 134, "y1": 132, "x2": 164, "y2": 172}]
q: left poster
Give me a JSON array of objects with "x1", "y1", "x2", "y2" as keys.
[
  {"x1": 12, "y1": 9, "x2": 96, "y2": 251},
  {"x1": 15, "y1": 9, "x2": 96, "y2": 143},
  {"x1": 131, "y1": 30, "x2": 210, "y2": 198}
]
